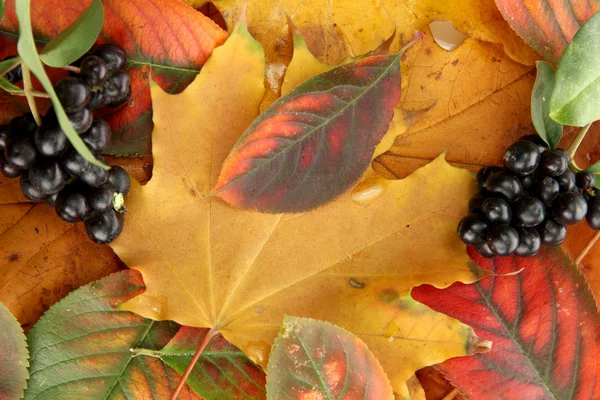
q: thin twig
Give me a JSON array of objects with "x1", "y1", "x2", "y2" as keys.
[
  {"x1": 62, "y1": 65, "x2": 80, "y2": 73},
  {"x1": 10, "y1": 90, "x2": 50, "y2": 98},
  {"x1": 442, "y1": 388, "x2": 459, "y2": 400},
  {"x1": 21, "y1": 64, "x2": 41, "y2": 126},
  {"x1": 170, "y1": 328, "x2": 219, "y2": 400},
  {"x1": 567, "y1": 123, "x2": 593, "y2": 160},
  {"x1": 576, "y1": 230, "x2": 600, "y2": 265}
]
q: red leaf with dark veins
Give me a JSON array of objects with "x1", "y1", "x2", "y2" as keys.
[
  {"x1": 0, "y1": 0, "x2": 228, "y2": 156},
  {"x1": 495, "y1": 0, "x2": 600, "y2": 63},
  {"x1": 412, "y1": 247, "x2": 600, "y2": 400},
  {"x1": 213, "y1": 53, "x2": 403, "y2": 213}
]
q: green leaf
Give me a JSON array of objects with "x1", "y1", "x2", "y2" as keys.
[
  {"x1": 266, "y1": 316, "x2": 394, "y2": 399},
  {"x1": 586, "y1": 161, "x2": 600, "y2": 189},
  {"x1": 15, "y1": 0, "x2": 107, "y2": 169},
  {"x1": 531, "y1": 61, "x2": 562, "y2": 149},
  {"x1": 0, "y1": 0, "x2": 4, "y2": 20},
  {"x1": 39, "y1": 0, "x2": 103, "y2": 67},
  {"x1": 0, "y1": 77, "x2": 22, "y2": 93},
  {"x1": 549, "y1": 12, "x2": 600, "y2": 127},
  {"x1": 0, "y1": 56, "x2": 20, "y2": 77},
  {"x1": 0, "y1": 301, "x2": 29, "y2": 400}
]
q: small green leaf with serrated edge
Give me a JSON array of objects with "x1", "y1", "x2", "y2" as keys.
[
  {"x1": 0, "y1": 301, "x2": 29, "y2": 400},
  {"x1": 586, "y1": 161, "x2": 600, "y2": 189},
  {"x1": 39, "y1": 0, "x2": 103, "y2": 67},
  {"x1": 550, "y1": 12, "x2": 600, "y2": 127},
  {"x1": 15, "y1": 0, "x2": 107, "y2": 169},
  {"x1": 266, "y1": 316, "x2": 394, "y2": 400},
  {"x1": 531, "y1": 61, "x2": 562, "y2": 148}
]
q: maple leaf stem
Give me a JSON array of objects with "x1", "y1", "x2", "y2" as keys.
[
  {"x1": 170, "y1": 328, "x2": 220, "y2": 400},
  {"x1": 21, "y1": 64, "x2": 41, "y2": 126},
  {"x1": 442, "y1": 388, "x2": 459, "y2": 400},
  {"x1": 576, "y1": 230, "x2": 600, "y2": 264}
]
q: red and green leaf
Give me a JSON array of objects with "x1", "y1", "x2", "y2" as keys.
[
  {"x1": 495, "y1": 0, "x2": 600, "y2": 63},
  {"x1": 412, "y1": 247, "x2": 600, "y2": 399},
  {"x1": 266, "y1": 316, "x2": 394, "y2": 399},
  {"x1": 0, "y1": 0, "x2": 228, "y2": 156},
  {"x1": 157, "y1": 327, "x2": 266, "y2": 399},
  {"x1": 213, "y1": 52, "x2": 404, "y2": 213},
  {"x1": 0, "y1": 301, "x2": 28, "y2": 400}
]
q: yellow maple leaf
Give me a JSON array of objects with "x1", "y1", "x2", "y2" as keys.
[{"x1": 111, "y1": 21, "x2": 490, "y2": 397}]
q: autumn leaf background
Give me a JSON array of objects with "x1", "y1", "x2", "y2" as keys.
[{"x1": 1, "y1": 0, "x2": 600, "y2": 399}]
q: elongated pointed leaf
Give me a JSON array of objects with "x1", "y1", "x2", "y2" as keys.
[
  {"x1": 0, "y1": 56, "x2": 19, "y2": 77},
  {"x1": 267, "y1": 316, "x2": 394, "y2": 399},
  {"x1": 0, "y1": 76, "x2": 21, "y2": 93},
  {"x1": 586, "y1": 161, "x2": 600, "y2": 190},
  {"x1": 0, "y1": 301, "x2": 28, "y2": 400},
  {"x1": 39, "y1": 0, "x2": 103, "y2": 67},
  {"x1": 213, "y1": 51, "x2": 406, "y2": 213},
  {"x1": 413, "y1": 247, "x2": 600, "y2": 399},
  {"x1": 531, "y1": 61, "x2": 562, "y2": 148},
  {"x1": 550, "y1": 12, "x2": 600, "y2": 126}
]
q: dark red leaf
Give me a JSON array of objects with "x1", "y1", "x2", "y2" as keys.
[
  {"x1": 0, "y1": 0, "x2": 228, "y2": 156},
  {"x1": 213, "y1": 54, "x2": 403, "y2": 213},
  {"x1": 495, "y1": 0, "x2": 600, "y2": 63},
  {"x1": 412, "y1": 247, "x2": 600, "y2": 399}
]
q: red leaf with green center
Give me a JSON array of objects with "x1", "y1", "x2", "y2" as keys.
[
  {"x1": 0, "y1": 0, "x2": 228, "y2": 156},
  {"x1": 213, "y1": 52, "x2": 404, "y2": 213},
  {"x1": 158, "y1": 327, "x2": 266, "y2": 399},
  {"x1": 0, "y1": 301, "x2": 28, "y2": 400},
  {"x1": 25, "y1": 270, "x2": 200, "y2": 400},
  {"x1": 412, "y1": 247, "x2": 600, "y2": 399},
  {"x1": 495, "y1": 0, "x2": 600, "y2": 63},
  {"x1": 266, "y1": 316, "x2": 394, "y2": 399}
]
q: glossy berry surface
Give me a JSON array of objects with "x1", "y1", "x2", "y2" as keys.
[
  {"x1": 515, "y1": 228, "x2": 541, "y2": 257},
  {"x1": 576, "y1": 170, "x2": 596, "y2": 190},
  {"x1": 482, "y1": 197, "x2": 511, "y2": 224},
  {"x1": 540, "y1": 149, "x2": 569, "y2": 177},
  {"x1": 513, "y1": 196, "x2": 545, "y2": 227},
  {"x1": 81, "y1": 119, "x2": 111, "y2": 152},
  {"x1": 0, "y1": 124, "x2": 11, "y2": 150},
  {"x1": 68, "y1": 108, "x2": 93, "y2": 133},
  {"x1": 85, "y1": 210, "x2": 124, "y2": 244},
  {"x1": 536, "y1": 176, "x2": 560, "y2": 206},
  {"x1": 103, "y1": 71, "x2": 131, "y2": 100},
  {"x1": 93, "y1": 44, "x2": 127, "y2": 71},
  {"x1": 538, "y1": 218, "x2": 567, "y2": 246},
  {"x1": 4, "y1": 137, "x2": 37, "y2": 169},
  {"x1": 468, "y1": 192, "x2": 486, "y2": 214},
  {"x1": 476, "y1": 166, "x2": 502, "y2": 190},
  {"x1": 485, "y1": 171, "x2": 523, "y2": 202},
  {"x1": 54, "y1": 77, "x2": 90, "y2": 112},
  {"x1": 587, "y1": 197, "x2": 600, "y2": 230},
  {"x1": 0, "y1": 156, "x2": 20, "y2": 178},
  {"x1": 35, "y1": 125, "x2": 68, "y2": 157},
  {"x1": 61, "y1": 149, "x2": 90, "y2": 176},
  {"x1": 28, "y1": 160, "x2": 66, "y2": 195},
  {"x1": 55, "y1": 191, "x2": 90, "y2": 223},
  {"x1": 87, "y1": 91, "x2": 106, "y2": 110},
  {"x1": 555, "y1": 169, "x2": 576, "y2": 192},
  {"x1": 89, "y1": 184, "x2": 114, "y2": 212},
  {"x1": 519, "y1": 134, "x2": 548, "y2": 154},
  {"x1": 457, "y1": 214, "x2": 489, "y2": 246},
  {"x1": 11, "y1": 113, "x2": 37, "y2": 136},
  {"x1": 475, "y1": 242, "x2": 496, "y2": 258},
  {"x1": 502, "y1": 140, "x2": 540, "y2": 176},
  {"x1": 552, "y1": 192, "x2": 587, "y2": 225},
  {"x1": 486, "y1": 225, "x2": 519, "y2": 256},
  {"x1": 20, "y1": 174, "x2": 47, "y2": 202},
  {"x1": 79, "y1": 163, "x2": 108, "y2": 187},
  {"x1": 80, "y1": 55, "x2": 108, "y2": 87},
  {"x1": 107, "y1": 165, "x2": 130, "y2": 195}
]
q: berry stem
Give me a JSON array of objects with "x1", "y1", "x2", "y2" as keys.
[
  {"x1": 575, "y1": 230, "x2": 600, "y2": 264},
  {"x1": 567, "y1": 122, "x2": 593, "y2": 163},
  {"x1": 170, "y1": 328, "x2": 219, "y2": 400},
  {"x1": 62, "y1": 65, "x2": 81, "y2": 73},
  {"x1": 11, "y1": 89, "x2": 50, "y2": 99},
  {"x1": 21, "y1": 64, "x2": 42, "y2": 126}
]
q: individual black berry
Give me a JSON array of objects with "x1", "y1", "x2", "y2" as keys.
[
  {"x1": 93, "y1": 44, "x2": 127, "y2": 71},
  {"x1": 81, "y1": 119, "x2": 111, "y2": 152},
  {"x1": 79, "y1": 162, "x2": 108, "y2": 187},
  {"x1": 19, "y1": 174, "x2": 47, "y2": 202},
  {"x1": 61, "y1": 148, "x2": 90, "y2": 176},
  {"x1": 55, "y1": 190, "x2": 90, "y2": 222},
  {"x1": 519, "y1": 134, "x2": 548, "y2": 154},
  {"x1": 482, "y1": 197, "x2": 512, "y2": 224},
  {"x1": 88, "y1": 184, "x2": 114, "y2": 212},
  {"x1": 536, "y1": 176, "x2": 560, "y2": 206},
  {"x1": 457, "y1": 214, "x2": 489, "y2": 246},
  {"x1": 84, "y1": 209, "x2": 124, "y2": 244},
  {"x1": 0, "y1": 124, "x2": 11, "y2": 150},
  {"x1": 552, "y1": 192, "x2": 587, "y2": 225},
  {"x1": 67, "y1": 108, "x2": 93, "y2": 133},
  {"x1": 107, "y1": 165, "x2": 130, "y2": 195},
  {"x1": 475, "y1": 242, "x2": 495, "y2": 259},
  {"x1": 476, "y1": 166, "x2": 502, "y2": 190},
  {"x1": 80, "y1": 55, "x2": 108, "y2": 87},
  {"x1": 576, "y1": 170, "x2": 596, "y2": 190},
  {"x1": 107, "y1": 86, "x2": 131, "y2": 107},
  {"x1": 11, "y1": 113, "x2": 37, "y2": 136},
  {"x1": 586, "y1": 197, "x2": 600, "y2": 230},
  {"x1": 503, "y1": 140, "x2": 541, "y2": 176},
  {"x1": 0, "y1": 155, "x2": 20, "y2": 178},
  {"x1": 103, "y1": 71, "x2": 131, "y2": 100},
  {"x1": 486, "y1": 225, "x2": 519, "y2": 256},
  {"x1": 28, "y1": 160, "x2": 66, "y2": 195},
  {"x1": 34, "y1": 125, "x2": 68, "y2": 157},
  {"x1": 468, "y1": 192, "x2": 486, "y2": 214},
  {"x1": 485, "y1": 171, "x2": 523, "y2": 202},
  {"x1": 54, "y1": 77, "x2": 90, "y2": 112},
  {"x1": 515, "y1": 228, "x2": 541, "y2": 257},
  {"x1": 513, "y1": 196, "x2": 545, "y2": 227},
  {"x1": 4, "y1": 136, "x2": 36, "y2": 169},
  {"x1": 555, "y1": 169, "x2": 576, "y2": 192},
  {"x1": 87, "y1": 91, "x2": 107, "y2": 110},
  {"x1": 540, "y1": 149, "x2": 569, "y2": 176},
  {"x1": 537, "y1": 218, "x2": 567, "y2": 246}
]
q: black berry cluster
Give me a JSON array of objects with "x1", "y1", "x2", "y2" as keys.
[
  {"x1": 0, "y1": 44, "x2": 132, "y2": 244},
  {"x1": 458, "y1": 135, "x2": 599, "y2": 258}
]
